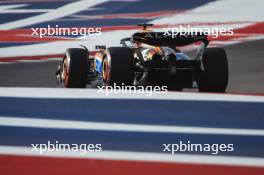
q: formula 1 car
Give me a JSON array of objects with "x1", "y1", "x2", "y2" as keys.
[{"x1": 56, "y1": 23, "x2": 228, "y2": 92}]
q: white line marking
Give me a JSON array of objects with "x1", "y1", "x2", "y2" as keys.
[
  {"x1": 152, "y1": 0, "x2": 264, "y2": 24},
  {"x1": 0, "y1": 88, "x2": 263, "y2": 102},
  {"x1": 0, "y1": 9, "x2": 53, "y2": 13},
  {"x1": 0, "y1": 3, "x2": 52, "y2": 13},
  {"x1": 16, "y1": 58, "x2": 61, "y2": 62},
  {"x1": 0, "y1": 116, "x2": 264, "y2": 136},
  {"x1": 0, "y1": 146, "x2": 264, "y2": 167},
  {"x1": 0, "y1": 0, "x2": 109, "y2": 29}
]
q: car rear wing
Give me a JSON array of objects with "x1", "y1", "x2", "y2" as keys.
[{"x1": 132, "y1": 32, "x2": 209, "y2": 47}]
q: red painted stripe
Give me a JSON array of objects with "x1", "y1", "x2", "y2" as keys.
[
  {"x1": 0, "y1": 155, "x2": 263, "y2": 175},
  {"x1": 75, "y1": 10, "x2": 182, "y2": 20},
  {"x1": 0, "y1": 51, "x2": 96, "y2": 62},
  {"x1": 1, "y1": 22, "x2": 263, "y2": 43},
  {"x1": 0, "y1": 54, "x2": 64, "y2": 62},
  {"x1": 0, "y1": 29, "x2": 75, "y2": 43},
  {"x1": 209, "y1": 22, "x2": 264, "y2": 42},
  {"x1": 0, "y1": 22, "x2": 263, "y2": 62},
  {"x1": 235, "y1": 22, "x2": 264, "y2": 34}
]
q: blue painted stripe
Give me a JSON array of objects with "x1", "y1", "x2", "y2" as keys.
[
  {"x1": 0, "y1": 126, "x2": 263, "y2": 157},
  {"x1": 0, "y1": 97, "x2": 263, "y2": 129},
  {"x1": 0, "y1": 13, "x2": 43, "y2": 25},
  {"x1": 81, "y1": 0, "x2": 216, "y2": 14},
  {"x1": 23, "y1": 18, "x2": 148, "y2": 29},
  {"x1": 17, "y1": 0, "x2": 216, "y2": 28},
  {"x1": 0, "y1": 1, "x2": 70, "y2": 25}
]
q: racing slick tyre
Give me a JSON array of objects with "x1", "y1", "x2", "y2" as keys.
[
  {"x1": 61, "y1": 48, "x2": 89, "y2": 88},
  {"x1": 198, "y1": 47, "x2": 228, "y2": 92},
  {"x1": 103, "y1": 47, "x2": 134, "y2": 86}
]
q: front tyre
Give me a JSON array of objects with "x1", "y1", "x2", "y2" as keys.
[
  {"x1": 61, "y1": 48, "x2": 89, "y2": 88},
  {"x1": 198, "y1": 47, "x2": 228, "y2": 92}
]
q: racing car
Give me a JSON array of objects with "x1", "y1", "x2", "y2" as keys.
[{"x1": 56, "y1": 23, "x2": 228, "y2": 92}]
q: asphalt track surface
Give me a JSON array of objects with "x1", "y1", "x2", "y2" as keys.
[{"x1": 0, "y1": 39, "x2": 263, "y2": 94}]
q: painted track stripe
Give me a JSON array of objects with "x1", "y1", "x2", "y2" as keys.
[
  {"x1": 1, "y1": 155, "x2": 263, "y2": 175},
  {"x1": 1, "y1": 97, "x2": 263, "y2": 129},
  {"x1": 0, "y1": 146, "x2": 264, "y2": 167},
  {"x1": 0, "y1": 0, "x2": 109, "y2": 30},
  {"x1": 1, "y1": 125, "x2": 264, "y2": 157},
  {"x1": 1, "y1": 116, "x2": 264, "y2": 136},
  {"x1": 0, "y1": 88, "x2": 264, "y2": 102}
]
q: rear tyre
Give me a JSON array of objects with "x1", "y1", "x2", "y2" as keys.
[
  {"x1": 198, "y1": 47, "x2": 228, "y2": 92},
  {"x1": 103, "y1": 47, "x2": 134, "y2": 86},
  {"x1": 62, "y1": 48, "x2": 89, "y2": 88}
]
